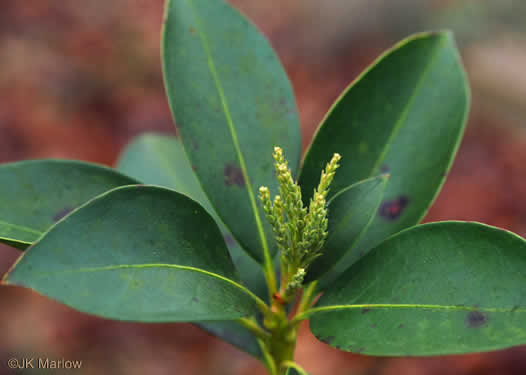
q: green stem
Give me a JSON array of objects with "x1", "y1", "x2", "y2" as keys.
[
  {"x1": 264, "y1": 291, "x2": 302, "y2": 374},
  {"x1": 238, "y1": 317, "x2": 271, "y2": 340},
  {"x1": 268, "y1": 324, "x2": 297, "y2": 375},
  {"x1": 264, "y1": 284, "x2": 318, "y2": 374},
  {"x1": 282, "y1": 361, "x2": 309, "y2": 375},
  {"x1": 296, "y1": 281, "x2": 318, "y2": 315},
  {"x1": 264, "y1": 256, "x2": 278, "y2": 300},
  {"x1": 258, "y1": 338, "x2": 278, "y2": 375}
]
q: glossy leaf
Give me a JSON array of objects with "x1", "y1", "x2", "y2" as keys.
[
  {"x1": 309, "y1": 222, "x2": 526, "y2": 356},
  {"x1": 0, "y1": 160, "x2": 138, "y2": 250},
  {"x1": 305, "y1": 175, "x2": 389, "y2": 284},
  {"x1": 299, "y1": 32, "x2": 470, "y2": 284},
  {"x1": 117, "y1": 134, "x2": 265, "y2": 356},
  {"x1": 116, "y1": 134, "x2": 267, "y2": 299},
  {"x1": 3, "y1": 186, "x2": 261, "y2": 322},
  {"x1": 162, "y1": 0, "x2": 301, "y2": 263}
]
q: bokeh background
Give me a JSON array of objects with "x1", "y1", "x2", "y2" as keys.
[{"x1": 2, "y1": 1, "x2": 526, "y2": 374}]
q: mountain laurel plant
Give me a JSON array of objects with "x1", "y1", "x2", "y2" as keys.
[{"x1": 1, "y1": 1, "x2": 526, "y2": 374}]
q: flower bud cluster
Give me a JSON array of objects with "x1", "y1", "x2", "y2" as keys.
[{"x1": 259, "y1": 146, "x2": 341, "y2": 293}]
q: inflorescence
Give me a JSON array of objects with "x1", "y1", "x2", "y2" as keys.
[{"x1": 259, "y1": 147, "x2": 341, "y2": 299}]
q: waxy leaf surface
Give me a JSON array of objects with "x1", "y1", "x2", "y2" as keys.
[
  {"x1": 4, "y1": 186, "x2": 261, "y2": 322},
  {"x1": 300, "y1": 32, "x2": 470, "y2": 286},
  {"x1": 305, "y1": 175, "x2": 388, "y2": 283},
  {"x1": 117, "y1": 134, "x2": 266, "y2": 356},
  {"x1": 163, "y1": 0, "x2": 301, "y2": 263},
  {"x1": 117, "y1": 134, "x2": 267, "y2": 299},
  {"x1": 310, "y1": 222, "x2": 526, "y2": 356},
  {"x1": 0, "y1": 160, "x2": 137, "y2": 249}
]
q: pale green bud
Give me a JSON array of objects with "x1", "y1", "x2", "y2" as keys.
[{"x1": 260, "y1": 147, "x2": 341, "y2": 296}]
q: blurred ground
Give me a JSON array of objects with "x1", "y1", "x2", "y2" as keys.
[{"x1": 1, "y1": 1, "x2": 526, "y2": 374}]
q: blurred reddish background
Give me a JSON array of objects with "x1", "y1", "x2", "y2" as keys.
[{"x1": 1, "y1": 1, "x2": 526, "y2": 374}]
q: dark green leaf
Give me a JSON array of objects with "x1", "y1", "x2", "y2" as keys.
[
  {"x1": 3, "y1": 186, "x2": 261, "y2": 322},
  {"x1": 309, "y1": 222, "x2": 526, "y2": 356},
  {"x1": 305, "y1": 175, "x2": 389, "y2": 284},
  {"x1": 117, "y1": 134, "x2": 265, "y2": 356},
  {"x1": 117, "y1": 133, "x2": 205, "y2": 201},
  {"x1": 116, "y1": 134, "x2": 267, "y2": 299},
  {"x1": 197, "y1": 320, "x2": 261, "y2": 357},
  {"x1": 0, "y1": 160, "x2": 138, "y2": 250},
  {"x1": 162, "y1": 0, "x2": 301, "y2": 263},
  {"x1": 300, "y1": 32, "x2": 470, "y2": 284}
]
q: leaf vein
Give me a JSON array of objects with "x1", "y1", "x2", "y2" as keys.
[
  {"x1": 296, "y1": 303, "x2": 526, "y2": 323},
  {"x1": 183, "y1": 0, "x2": 274, "y2": 289},
  {"x1": 0, "y1": 220, "x2": 42, "y2": 236},
  {"x1": 18, "y1": 263, "x2": 266, "y2": 310},
  {"x1": 369, "y1": 36, "x2": 448, "y2": 177}
]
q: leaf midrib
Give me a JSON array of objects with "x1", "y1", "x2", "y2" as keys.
[
  {"x1": 5, "y1": 263, "x2": 265, "y2": 309},
  {"x1": 297, "y1": 303, "x2": 526, "y2": 322},
  {"x1": 329, "y1": 177, "x2": 385, "y2": 236},
  {"x1": 311, "y1": 178, "x2": 386, "y2": 282},
  {"x1": 183, "y1": 0, "x2": 271, "y2": 266},
  {"x1": 0, "y1": 219, "x2": 42, "y2": 236},
  {"x1": 369, "y1": 35, "x2": 448, "y2": 177}
]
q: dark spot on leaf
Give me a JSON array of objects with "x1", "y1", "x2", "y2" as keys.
[
  {"x1": 192, "y1": 297, "x2": 199, "y2": 303},
  {"x1": 192, "y1": 140, "x2": 199, "y2": 150},
  {"x1": 380, "y1": 164, "x2": 390, "y2": 173},
  {"x1": 189, "y1": 27, "x2": 196, "y2": 34},
  {"x1": 378, "y1": 196, "x2": 409, "y2": 220},
  {"x1": 361, "y1": 308, "x2": 371, "y2": 314},
  {"x1": 370, "y1": 324, "x2": 377, "y2": 328},
  {"x1": 53, "y1": 207, "x2": 73, "y2": 222},
  {"x1": 223, "y1": 234, "x2": 235, "y2": 247},
  {"x1": 398, "y1": 323, "x2": 404, "y2": 329},
  {"x1": 466, "y1": 311, "x2": 488, "y2": 328},
  {"x1": 191, "y1": 165, "x2": 197, "y2": 171},
  {"x1": 224, "y1": 164, "x2": 245, "y2": 187}
]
